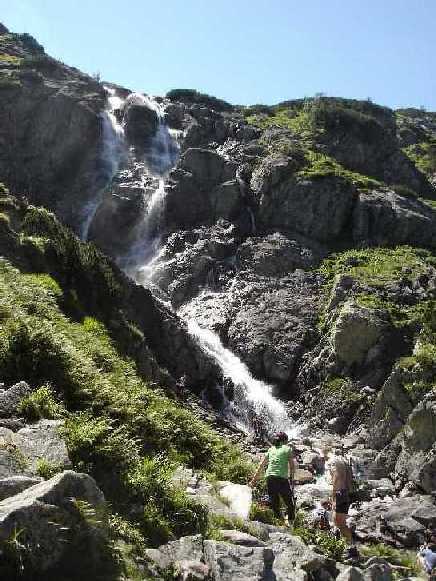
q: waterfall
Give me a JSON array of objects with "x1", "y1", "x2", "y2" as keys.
[
  {"x1": 119, "y1": 95, "x2": 180, "y2": 280},
  {"x1": 101, "y1": 90, "x2": 294, "y2": 439},
  {"x1": 81, "y1": 86, "x2": 125, "y2": 240},
  {"x1": 186, "y1": 319, "x2": 296, "y2": 437}
]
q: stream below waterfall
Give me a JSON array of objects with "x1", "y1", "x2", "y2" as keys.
[{"x1": 89, "y1": 88, "x2": 297, "y2": 438}]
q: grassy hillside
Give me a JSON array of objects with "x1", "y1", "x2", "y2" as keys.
[{"x1": 0, "y1": 190, "x2": 252, "y2": 578}]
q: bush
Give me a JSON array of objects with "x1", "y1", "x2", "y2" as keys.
[
  {"x1": 293, "y1": 511, "x2": 347, "y2": 561},
  {"x1": 36, "y1": 458, "x2": 63, "y2": 479},
  {"x1": 360, "y1": 543, "x2": 421, "y2": 577},
  {"x1": 18, "y1": 385, "x2": 65, "y2": 421},
  {"x1": 0, "y1": 204, "x2": 254, "y2": 551},
  {"x1": 166, "y1": 88, "x2": 233, "y2": 112}
]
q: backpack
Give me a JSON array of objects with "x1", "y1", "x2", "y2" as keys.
[{"x1": 345, "y1": 457, "x2": 358, "y2": 502}]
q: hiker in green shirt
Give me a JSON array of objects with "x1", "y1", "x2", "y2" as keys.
[{"x1": 249, "y1": 431, "x2": 295, "y2": 524}]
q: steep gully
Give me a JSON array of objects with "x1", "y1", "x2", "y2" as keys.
[{"x1": 85, "y1": 88, "x2": 297, "y2": 438}]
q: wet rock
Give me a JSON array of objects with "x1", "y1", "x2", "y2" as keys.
[
  {"x1": 294, "y1": 468, "x2": 316, "y2": 485},
  {"x1": 366, "y1": 479, "x2": 396, "y2": 499},
  {"x1": 124, "y1": 101, "x2": 159, "y2": 150},
  {"x1": 237, "y1": 233, "x2": 322, "y2": 277},
  {"x1": 165, "y1": 148, "x2": 242, "y2": 231}
]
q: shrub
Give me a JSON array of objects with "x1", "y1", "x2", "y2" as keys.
[
  {"x1": 293, "y1": 511, "x2": 347, "y2": 561},
  {"x1": 166, "y1": 89, "x2": 233, "y2": 112},
  {"x1": 319, "y1": 246, "x2": 435, "y2": 287},
  {"x1": 249, "y1": 502, "x2": 280, "y2": 525},
  {"x1": 360, "y1": 543, "x2": 421, "y2": 577},
  {"x1": 36, "y1": 458, "x2": 64, "y2": 479},
  {"x1": 297, "y1": 151, "x2": 382, "y2": 190},
  {"x1": 18, "y1": 385, "x2": 66, "y2": 421}
]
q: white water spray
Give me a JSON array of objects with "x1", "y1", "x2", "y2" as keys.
[
  {"x1": 119, "y1": 94, "x2": 180, "y2": 279},
  {"x1": 81, "y1": 86, "x2": 125, "y2": 240},
  {"x1": 186, "y1": 319, "x2": 297, "y2": 437}
]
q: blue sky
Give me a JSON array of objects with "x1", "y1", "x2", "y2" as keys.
[{"x1": 2, "y1": 0, "x2": 436, "y2": 109}]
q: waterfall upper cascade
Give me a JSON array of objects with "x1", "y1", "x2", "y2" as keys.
[
  {"x1": 81, "y1": 86, "x2": 125, "y2": 240},
  {"x1": 119, "y1": 93, "x2": 181, "y2": 281}
]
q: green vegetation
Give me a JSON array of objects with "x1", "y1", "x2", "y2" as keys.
[
  {"x1": 245, "y1": 98, "x2": 323, "y2": 142},
  {"x1": 246, "y1": 96, "x2": 391, "y2": 143},
  {"x1": 0, "y1": 252, "x2": 252, "y2": 548},
  {"x1": 36, "y1": 458, "x2": 64, "y2": 479},
  {"x1": 0, "y1": 52, "x2": 22, "y2": 66},
  {"x1": 0, "y1": 76, "x2": 21, "y2": 90},
  {"x1": 361, "y1": 543, "x2": 423, "y2": 579},
  {"x1": 320, "y1": 376, "x2": 362, "y2": 403},
  {"x1": 249, "y1": 502, "x2": 281, "y2": 525},
  {"x1": 297, "y1": 151, "x2": 382, "y2": 190},
  {"x1": 166, "y1": 88, "x2": 233, "y2": 112},
  {"x1": 403, "y1": 139, "x2": 436, "y2": 177},
  {"x1": 319, "y1": 245, "x2": 436, "y2": 399},
  {"x1": 293, "y1": 511, "x2": 347, "y2": 561},
  {"x1": 319, "y1": 246, "x2": 435, "y2": 287},
  {"x1": 18, "y1": 385, "x2": 66, "y2": 421}
]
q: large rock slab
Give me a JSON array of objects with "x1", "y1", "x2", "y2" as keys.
[
  {"x1": 353, "y1": 494, "x2": 436, "y2": 547},
  {"x1": 0, "y1": 475, "x2": 42, "y2": 501},
  {"x1": 0, "y1": 420, "x2": 71, "y2": 479},
  {"x1": 203, "y1": 539, "x2": 274, "y2": 581},
  {"x1": 0, "y1": 470, "x2": 105, "y2": 574},
  {"x1": 269, "y1": 532, "x2": 336, "y2": 580},
  {"x1": 145, "y1": 534, "x2": 204, "y2": 572}
]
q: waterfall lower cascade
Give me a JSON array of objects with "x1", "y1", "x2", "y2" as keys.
[
  {"x1": 81, "y1": 86, "x2": 125, "y2": 240},
  {"x1": 186, "y1": 319, "x2": 297, "y2": 437}
]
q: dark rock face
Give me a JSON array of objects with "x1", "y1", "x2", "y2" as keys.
[
  {"x1": 164, "y1": 148, "x2": 243, "y2": 231},
  {"x1": 124, "y1": 102, "x2": 159, "y2": 150},
  {"x1": 0, "y1": 33, "x2": 105, "y2": 230},
  {"x1": 353, "y1": 189, "x2": 436, "y2": 248},
  {"x1": 353, "y1": 494, "x2": 436, "y2": 547}
]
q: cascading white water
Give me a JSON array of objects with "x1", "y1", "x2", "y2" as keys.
[
  {"x1": 81, "y1": 86, "x2": 125, "y2": 240},
  {"x1": 186, "y1": 319, "x2": 297, "y2": 437},
  {"x1": 118, "y1": 93, "x2": 180, "y2": 280},
  {"x1": 94, "y1": 88, "x2": 295, "y2": 439}
]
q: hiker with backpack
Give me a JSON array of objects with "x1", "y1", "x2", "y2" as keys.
[{"x1": 249, "y1": 431, "x2": 296, "y2": 525}]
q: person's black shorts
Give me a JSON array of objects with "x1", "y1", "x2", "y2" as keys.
[{"x1": 335, "y1": 489, "x2": 350, "y2": 514}]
